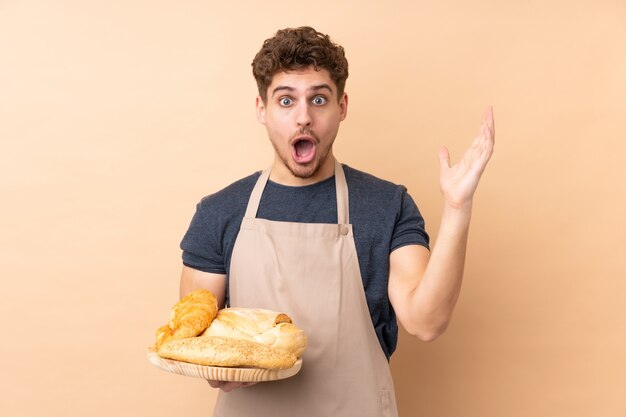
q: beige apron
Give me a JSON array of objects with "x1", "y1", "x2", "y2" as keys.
[{"x1": 213, "y1": 160, "x2": 398, "y2": 417}]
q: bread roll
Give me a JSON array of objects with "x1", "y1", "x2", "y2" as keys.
[
  {"x1": 158, "y1": 336, "x2": 297, "y2": 369},
  {"x1": 201, "y1": 308, "x2": 307, "y2": 357}
]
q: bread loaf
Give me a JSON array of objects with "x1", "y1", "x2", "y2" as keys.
[
  {"x1": 158, "y1": 336, "x2": 297, "y2": 369},
  {"x1": 201, "y1": 308, "x2": 307, "y2": 358},
  {"x1": 154, "y1": 291, "x2": 307, "y2": 370}
]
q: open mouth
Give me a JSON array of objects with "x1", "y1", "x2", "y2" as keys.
[{"x1": 291, "y1": 137, "x2": 316, "y2": 164}]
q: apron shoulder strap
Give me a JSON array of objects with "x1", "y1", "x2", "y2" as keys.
[
  {"x1": 244, "y1": 167, "x2": 272, "y2": 219},
  {"x1": 334, "y1": 160, "x2": 350, "y2": 225}
]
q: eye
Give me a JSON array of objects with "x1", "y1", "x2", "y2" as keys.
[
  {"x1": 279, "y1": 97, "x2": 293, "y2": 106},
  {"x1": 312, "y1": 96, "x2": 327, "y2": 106}
]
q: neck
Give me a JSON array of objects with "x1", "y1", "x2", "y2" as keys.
[{"x1": 269, "y1": 153, "x2": 336, "y2": 186}]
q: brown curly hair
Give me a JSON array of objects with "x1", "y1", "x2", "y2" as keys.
[{"x1": 252, "y1": 26, "x2": 349, "y2": 102}]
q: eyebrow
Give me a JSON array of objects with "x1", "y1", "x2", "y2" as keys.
[{"x1": 271, "y1": 83, "x2": 334, "y2": 97}]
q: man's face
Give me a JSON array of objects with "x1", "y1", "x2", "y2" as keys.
[{"x1": 256, "y1": 67, "x2": 348, "y2": 181}]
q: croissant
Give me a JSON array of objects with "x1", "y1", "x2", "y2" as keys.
[{"x1": 155, "y1": 289, "x2": 218, "y2": 348}]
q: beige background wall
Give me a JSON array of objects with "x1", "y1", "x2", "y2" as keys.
[{"x1": 1, "y1": 0, "x2": 624, "y2": 416}]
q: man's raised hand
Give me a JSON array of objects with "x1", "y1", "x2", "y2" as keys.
[{"x1": 438, "y1": 106, "x2": 495, "y2": 211}]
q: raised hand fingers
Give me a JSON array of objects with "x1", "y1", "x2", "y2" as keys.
[
  {"x1": 483, "y1": 106, "x2": 495, "y2": 153},
  {"x1": 461, "y1": 107, "x2": 495, "y2": 172},
  {"x1": 439, "y1": 145, "x2": 451, "y2": 170},
  {"x1": 474, "y1": 107, "x2": 494, "y2": 143},
  {"x1": 485, "y1": 105, "x2": 495, "y2": 137},
  {"x1": 474, "y1": 107, "x2": 495, "y2": 152},
  {"x1": 479, "y1": 106, "x2": 495, "y2": 152},
  {"x1": 477, "y1": 108, "x2": 495, "y2": 163}
]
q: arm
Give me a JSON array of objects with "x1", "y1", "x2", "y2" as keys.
[
  {"x1": 388, "y1": 106, "x2": 495, "y2": 342},
  {"x1": 179, "y1": 265, "x2": 226, "y2": 307}
]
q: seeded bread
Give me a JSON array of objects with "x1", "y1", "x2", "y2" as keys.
[{"x1": 158, "y1": 336, "x2": 297, "y2": 369}]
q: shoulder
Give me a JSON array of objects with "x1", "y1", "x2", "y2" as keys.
[
  {"x1": 197, "y1": 171, "x2": 261, "y2": 213},
  {"x1": 342, "y1": 164, "x2": 409, "y2": 201}
]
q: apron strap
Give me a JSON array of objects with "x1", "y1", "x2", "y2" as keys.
[
  {"x1": 244, "y1": 166, "x2": 272, "y2": 219},
  {"x1": 334, "y1": 159, "x2": 350, "y2": 225},
  {"x1": 244, "y1": 159, "x2": 350, "y2": 224}
]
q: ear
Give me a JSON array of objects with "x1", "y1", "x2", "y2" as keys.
[
  {"x1": 339, "y1": 92, "x2": 348, "y2": 121},
  {"x1": 255, "y1": 96, "x2": 266, "y2": 124}
]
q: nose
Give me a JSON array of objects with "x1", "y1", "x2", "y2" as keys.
[{"x1": 296, "y1": 102, "x2": 312, "y2": 127}]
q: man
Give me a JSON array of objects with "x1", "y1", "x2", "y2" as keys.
[{"x1": 179, "y1": 26, "x2": 494, "y2": 416}]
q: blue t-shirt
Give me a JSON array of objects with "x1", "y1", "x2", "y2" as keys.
[{"x1": 180, "y1": 164, "x2": 429, "y2": 359}]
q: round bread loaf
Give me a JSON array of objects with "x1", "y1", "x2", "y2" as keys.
[{"x1": 201, "y1": 308, "x2": 307, "y2": 358}]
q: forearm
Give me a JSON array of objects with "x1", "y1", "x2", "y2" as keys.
[
  {"x1": 408, "y1": 203, "x2": 472, "y2": 337},
  {"x1": 179, "y1": 266, "x2": 227, "y2": 308},
  {"x1": 395, "y1": 106, "x2": 494, "y2": 340}
]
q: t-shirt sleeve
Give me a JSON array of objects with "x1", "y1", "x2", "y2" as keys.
[
  {"x1": 180, "y1": 199, "x2": 227, "y2": 274},
  {"x1": 390, "y1": 187, "x2": 430, "y2": 252}
]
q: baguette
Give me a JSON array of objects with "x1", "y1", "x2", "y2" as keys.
[{"x1": 158, "y1": 336, "x2": 297, "y2": 369}]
